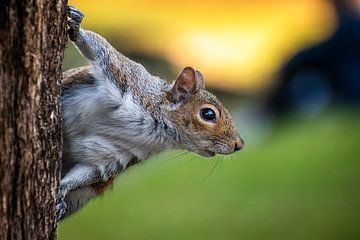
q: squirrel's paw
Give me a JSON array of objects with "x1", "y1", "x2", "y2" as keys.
[
  {"x1": 56, "y1": 195, "x2": 67, "y2": 221},
  {"x1": 67, "y1": 5, "x2": 84, "y2": 41}
]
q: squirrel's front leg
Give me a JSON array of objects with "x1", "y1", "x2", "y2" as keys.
[
  {"x1": 67, "y1": 6, "x2": 128, "y2": 86},
  {"x1": 56, "y1": 164, "x2": 102, "y2": 220},
  {"x1": 67, "y1": 6, "x2": 108, "y2": 61}
]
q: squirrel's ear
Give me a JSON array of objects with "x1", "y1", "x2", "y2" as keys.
[
  {"x1": 195, "y1": 69, "x2": 205, "y2": 89},
  {"x1": 170, "y1": 67, "x2": 205, "y2": 103}
]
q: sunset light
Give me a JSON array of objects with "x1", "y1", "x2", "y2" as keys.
[{"x1": 71, "y1": 0, "x2": 336, "y2": 92}]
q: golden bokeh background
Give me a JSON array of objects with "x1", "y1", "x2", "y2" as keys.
[{"x1": 69, "y1": 0, "x2": 336, "y2": 93}]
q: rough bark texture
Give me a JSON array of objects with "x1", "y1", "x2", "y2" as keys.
[{"x1": 0, "y1": 0, "x2": 66, "y2": 239}]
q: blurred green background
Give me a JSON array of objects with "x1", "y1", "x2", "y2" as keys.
[
  {"x1": 59, "y1": 0, "x2": 360, "y2": 239},
  {"x1": 59, "y1": 112, "x2": 360, "y2": 240}
]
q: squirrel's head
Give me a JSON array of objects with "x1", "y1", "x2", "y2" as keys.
[{"x1": 166, "y1": 67, "x2": 244, "y2": 157}]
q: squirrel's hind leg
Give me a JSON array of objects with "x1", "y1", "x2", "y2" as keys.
[{"x1": 58, "y1": 186, "x2": 98, "y2": 220}]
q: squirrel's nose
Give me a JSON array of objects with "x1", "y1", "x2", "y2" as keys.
[{"x1": 233, "y1": 137, "x2": 244, "y2": 152}]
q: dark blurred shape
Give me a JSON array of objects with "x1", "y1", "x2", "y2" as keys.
[{"x1": 267, "y1": 0, "x2": 360, "y2": 116}]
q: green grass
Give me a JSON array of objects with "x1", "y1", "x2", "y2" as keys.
[{"x1": 58, "y1": 112, "x2": 360, "y2": 240}]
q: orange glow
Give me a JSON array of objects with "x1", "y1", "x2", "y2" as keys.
[{"x1": 69, "y1": 0, "x2": 336, "y2": 93}]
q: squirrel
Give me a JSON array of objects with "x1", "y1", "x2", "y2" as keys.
[{"x1": 57, "y1": 6, "x2": 244, "y2": 220}]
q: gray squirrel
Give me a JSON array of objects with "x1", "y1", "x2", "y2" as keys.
[{"x1": 57, "y1": 6, "x2": 244, "y2": 220}]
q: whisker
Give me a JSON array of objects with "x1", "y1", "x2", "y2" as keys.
[
  {"x1": 217, "y1": 155, "x2": 224, "y2": 169},
  {"x1": 182, "y1": 153, "x2": 199, "y2": 168},
  {"x1": 180, "y1": 153, "x2": 193, "y2": 167},
  {"x1": 201, "y1": 157, "x2": 220, "y2": 182},
  {"x1": 153, "y1": 150, "x2": 188, "y2": 165}
]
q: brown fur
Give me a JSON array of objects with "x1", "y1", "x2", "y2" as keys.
[
  {"x1": 169, "y1": 89, "x2": 240, "y2": 154},
  {"x1": 92, "y1": 177, "x2": 115, "y2": 195},
  {"x1": 62, "y1": 65, "x2": 93, "y2": 89}
]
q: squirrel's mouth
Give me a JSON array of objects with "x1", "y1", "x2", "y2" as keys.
[
  {"x1": 198, "y1": 148, "x2": 237, "y2": 157},
  {"x1": 198, "y1": 150, "x2": 216, "y2": 158}
]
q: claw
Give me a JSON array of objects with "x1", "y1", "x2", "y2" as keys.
[
  {"x1": 56, "y1": 185, "x2": 68, "y2": 220},
  {"x1": 67, "y1": 5, "x2": 84, "y2": 22},
  {"x1": 56, "y1": 197, "x2": 67, "y2": 221},
  {"x1": 67, "y1": 5, "x2": 84, "y2": 41}
]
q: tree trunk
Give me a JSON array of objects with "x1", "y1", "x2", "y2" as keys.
[{"x1": 0, "y1": 0, "x2": 66, "y2": 239}]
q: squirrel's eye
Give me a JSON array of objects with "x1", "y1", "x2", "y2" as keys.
[{"x1": 200, "y1": 108, "x2": 216, "y2": 122}]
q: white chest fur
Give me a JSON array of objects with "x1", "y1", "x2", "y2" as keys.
[{"x1": 61, "y1": 74, "x2": 173, "y2": 179}]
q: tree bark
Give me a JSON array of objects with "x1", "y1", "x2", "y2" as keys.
[{"x1": 0, "y1": 0, "x2": 66, "y2": 239}]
